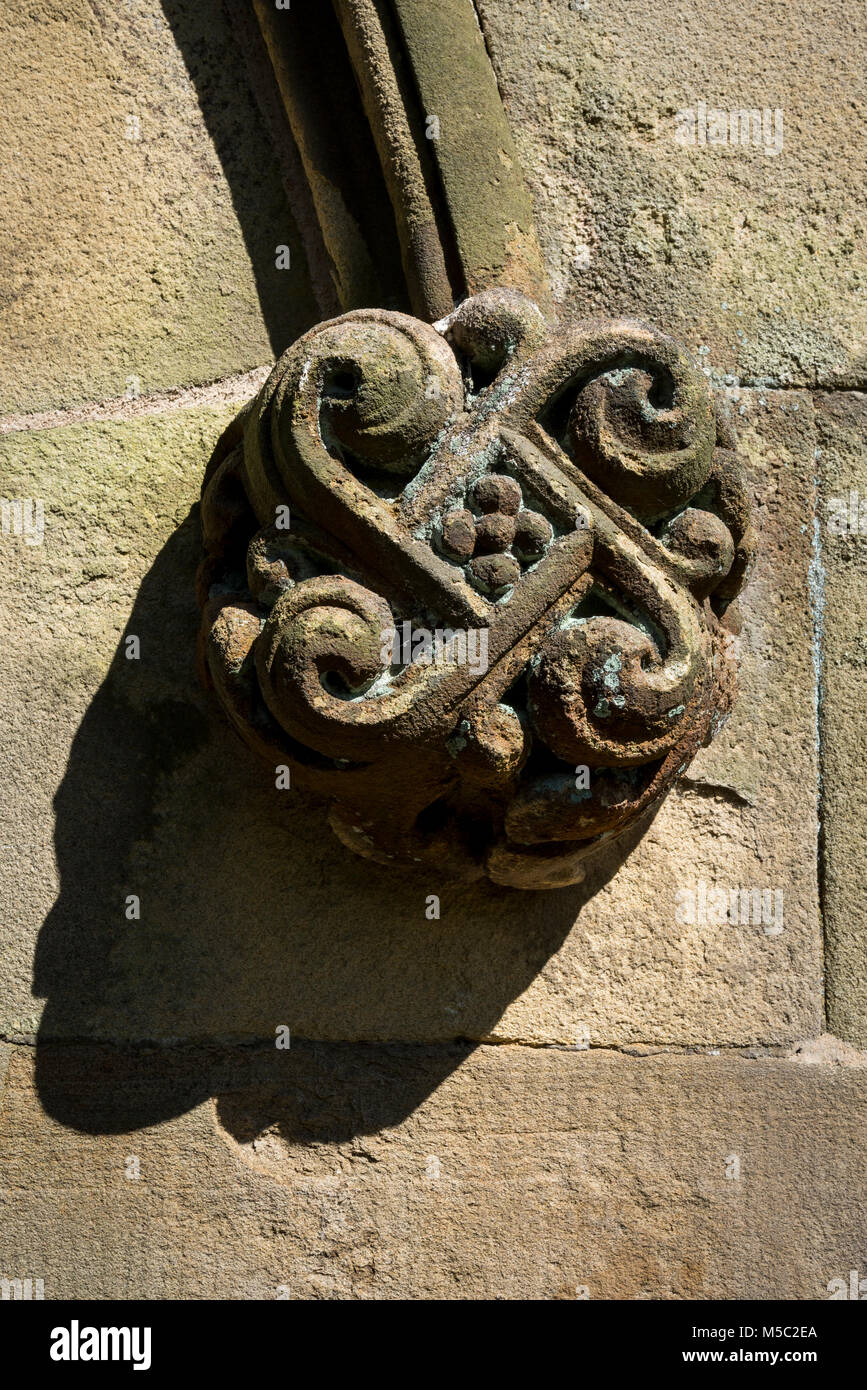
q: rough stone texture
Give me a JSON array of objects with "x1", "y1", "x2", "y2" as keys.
[
  {"x1": 477, "y1": 0, "x2": 867, "y2": 389},
  {"x1": 0, "y1": 404, "x2": 238, "y2": 1041},
  {"x1": 0, "y1": 0, "x2": 864, "y2": 1302},
  {"x1": 1, "y1": 1042, "x2": 865, "y2": 1300},
  {"x1": 0, "y1": 0, "x2": 317, "y2": 415},
  {"x1": 200, "y1": 290, "x2": 752, "y2": 892},
  {"x1": 0, "y1": 393, "x2": 821, "y2": 1047},
  {"x1": 815, "y1": 392, "x2": 867, "y2": 1047}
]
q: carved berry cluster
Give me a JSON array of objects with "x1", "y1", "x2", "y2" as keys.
[{"x1": 438, "y1": 473, "x2": 553, "y2": 595}]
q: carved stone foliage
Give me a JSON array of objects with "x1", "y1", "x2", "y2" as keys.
[{"x1": 198, "y1": 289, "x2": 754, "y2": 889}]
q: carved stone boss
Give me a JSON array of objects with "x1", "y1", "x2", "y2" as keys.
[{"x1": 200, "y1": 3, "x2": 755, "y2": 890}]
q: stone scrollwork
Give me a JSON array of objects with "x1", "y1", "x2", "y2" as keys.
[{"x1": 198, "y1": 289, "x2": 754, "y2": 889}]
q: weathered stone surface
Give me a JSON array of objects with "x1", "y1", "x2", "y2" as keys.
[
  {"x1": 199, "y1": 289, "x2": 753, "y2": 891},
  {"x1": 1, "y1": 0, "x2": 863, "y2": 1307},
  {"x1": 815, "y1": 392, "x2": 867, "y2": 1048},
  {"x1": 1, "y1": 1042, "x2": 865, "y2": 1299},
  {"x1": 477, "y1": 0, "x2": 867, "y2": 389},
  {"x1": 0, "y1": 394, "x2": 820, "y2": 1046},
  {"x1": 0, "y1": 0, "x2": 317, "y2": 415},
  {"x1": 0, "y1": 404, "x2": 238, "y2": 1040}
]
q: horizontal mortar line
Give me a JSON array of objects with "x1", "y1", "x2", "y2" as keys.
[
  {"x1": 0, "y1": 366, "x2": 274, "y2": 438},
  {"x1": 4, "y1": 1033, "x2": 865, "y2": 1063},
  {"x1": 2, "y1": 374, "x2": 863, "y2": 441}
]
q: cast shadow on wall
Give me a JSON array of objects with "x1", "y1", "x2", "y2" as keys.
[
  {"x1": 150, "y1": 0, "x2": 322, "y2": 357},
  {"x1": 32, "y1": 0, "x2": 655, "y2": 1143},
  {"x1": 32, "y1": 498, "x2": 654, "y2": 1139}
]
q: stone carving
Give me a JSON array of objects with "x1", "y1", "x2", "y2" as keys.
[{"x1": 198, "y1": 289, "x2": 754, "y2": 889}]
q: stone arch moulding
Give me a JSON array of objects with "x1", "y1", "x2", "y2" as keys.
[{"x1": 199, "y1": 0, "x2": 755, "y2": 890}]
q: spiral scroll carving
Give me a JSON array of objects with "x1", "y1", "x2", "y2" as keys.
[{"x1": 198, "y1": 289, "x2": 754, "y2": 889}]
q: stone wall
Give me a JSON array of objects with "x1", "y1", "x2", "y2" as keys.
[{"x1": 1, "y1": 0, "x2": 865, "y2": 1299}]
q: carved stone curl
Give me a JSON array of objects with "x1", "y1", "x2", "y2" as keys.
[{"x1": 197, "y1": 289, "x2": 755, "y2": 889}]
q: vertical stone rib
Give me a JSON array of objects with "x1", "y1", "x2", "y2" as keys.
[
  {"x1": 250, "y1": 0, "x2": 549, "y2": 321},
  {"x1": 391, "y1": 0, "x2": 549, "y2": 306},
  {"x1": 333, "y1": 0, "x2": 455, "y2": 321},
  {"x1": 251, "y1": 0, "x2": 408, "y2": 314}
]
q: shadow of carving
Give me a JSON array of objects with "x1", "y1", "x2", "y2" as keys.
[
  {"x1": 156, "y1": 0, "x2": 321, "y2": 354},
  {"x1": 32, "y1": 0, "x2": 670, "y2": 1146},
  {"x1": 33, "y1": 503, "x2": 654, "y2": 1138}
]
